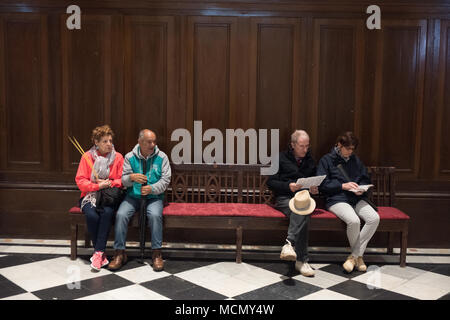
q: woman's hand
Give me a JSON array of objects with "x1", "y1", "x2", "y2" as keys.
[
  {"x1": 342, "y1": 182, "x2": 359, "y2": 191},
  {"x1": 98, "y1": 179, "x2": 111, "y2": 190}
]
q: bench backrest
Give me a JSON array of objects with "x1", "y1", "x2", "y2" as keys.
[
  {"x1": 367, "y1": 166, "x2": 396, "y2": 207},
  {"x1": 167, "y1": 164, "x2": 396, "y2": 207},
  {"x1": 168, "y1": 164, "x2": 272, "y2": 204}
]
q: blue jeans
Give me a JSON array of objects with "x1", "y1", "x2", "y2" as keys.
[
  {"x1": 81, "y1": 202, "x2": 115, "y2": 252},
  {"x1": 114, "y1": 195, "x2": 163, "y2": 250}
]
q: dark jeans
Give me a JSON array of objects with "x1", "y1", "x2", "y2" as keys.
[
  {"x1": 275, "y1": 196, "x2": 310, "y2": 262},
  {"x1": 81, "y1": 201, "x2": 115, "y2": 252}
]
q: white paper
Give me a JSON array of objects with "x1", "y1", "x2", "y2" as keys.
[
  {"x1": 349, "y1": 184, "x2": 374, "y2": 193},
  {"x1": 295, "y1": 175, "x2": 326, "y2": 189}
]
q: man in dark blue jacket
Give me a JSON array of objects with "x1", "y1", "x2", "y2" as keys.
[{"x1": 267, "y1": 130, "x2": 317, "y2": 277}]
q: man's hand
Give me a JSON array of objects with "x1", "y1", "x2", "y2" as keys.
[
  {"x1": 309, "y1": 186, "x2": 319, "y2": 195},
  {"x1": 131, "y1": 173, "x2": 148, "y2": 184},
  {"x1": 342, "y1": 182, "x2": 359, "y2": 191},
  {"x1": 98, "y1": 179, "x2": 111, "y2": 190},
  {"x1": 141, "y1": 185, "x2": 152, "y2": 196},
  {"x1": 289, "y1": 183, "x2": 303, "y2": 193}
]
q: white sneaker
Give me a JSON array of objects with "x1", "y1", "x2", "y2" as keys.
[
  {"x1": 295, "y1": 261, "x2": 315, "y2": 277},
  {"x1": 280, "y1": 240, "x2": 297, "y2": 261}
]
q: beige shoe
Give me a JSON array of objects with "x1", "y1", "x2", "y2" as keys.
[
  {"x1": 280, "y1": 240, "x2": 297, "y2": 261},
  {"x1": 356, "y1": 256, "x2": 367, "y2": 272},
  {"x1": 295, "y1": 261, "x2": 315, "y2": 277},
  {"x1": 343, "y1": 255, "x2": 357, "y2": 273}
]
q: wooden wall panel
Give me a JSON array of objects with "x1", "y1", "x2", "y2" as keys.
[
  {"x1": 375, "y1": 20, "x2": 427, "y2": 178},
  {"x1": 61, "y1": 15, "x2": 112, "y2": 171},
  {"x1": 311, "y1": 19, "x2": 364, "y2": 158},
  {"x1": 187, "y1": 16, "x2": 237, "y2": 133},
  {"x1": 250, "y1": 18, "x2": 301, "y2": 148},
  {"x1": 436, "y1": 20, "x2": 450, "y2": 180},
  {"x1": 123, "y1": 16, "x2": 175, "y2": 153},
  {"x1": 0, "y1": 17, "x2": 4, "y2": 170},
  {"x1": 0, "y1": 14, "x2": 49, "y2": 171}
]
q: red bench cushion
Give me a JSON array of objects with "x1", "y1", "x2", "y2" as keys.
[
  {"x1": 377, "y1": 206, "x2": 410, "y2": 220},
  {"x1": 69, "y1": 204, "x2": 409, "y2": 220},
  {"x1": 310, "y1": 206, "x2": 409, "y2": 220},
  {"x1": 311, "y1": 208, "x2": 337, "y2": 219},
  {"x1": 163, "y1": 202, "x2": 286, "y2": 218},
  {"x1": 70, "y1": 206, "x2": 82, "y2": 214}
]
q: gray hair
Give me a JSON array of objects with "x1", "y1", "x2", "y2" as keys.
[
  {"x1": 138, "y1": 129, "x2": 156, "y2": 140},
  {"x1": 291, "y1": 130, "x2": 310, "y2": 143},
  {"x1": 138, "y1": 129, "x2": 147, "y2": 140}
]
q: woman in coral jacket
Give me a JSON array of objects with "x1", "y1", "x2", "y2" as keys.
[{"x1": 75, "y1": 125, "x2": 124, "y2": 271}]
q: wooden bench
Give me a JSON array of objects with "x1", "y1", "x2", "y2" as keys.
[{"x1": 69, "y1": 164, "x2": 409, "y2": 267}]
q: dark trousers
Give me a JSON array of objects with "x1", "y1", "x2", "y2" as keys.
[
  {"x1": 275, "y1": 196, "x2": 310, "y2": 262},
  {"x1": 81, "y1": 202, "x2": 115, "y2": 252}
]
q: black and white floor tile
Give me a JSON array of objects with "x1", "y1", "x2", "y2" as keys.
[{"x1": 0, "y1": 239, "x2": 449, "y2": 301}]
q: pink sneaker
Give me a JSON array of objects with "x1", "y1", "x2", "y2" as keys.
[
  {"x1": 90, "y1": 251, "x2": 103, "y2": 271},
  {"x1": 101, "y1": 252, "x2": 109, "y2": 268}
]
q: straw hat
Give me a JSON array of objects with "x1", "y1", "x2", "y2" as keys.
[{"x1": 289, "y1": 190, "x2": 316, "y2": 215}]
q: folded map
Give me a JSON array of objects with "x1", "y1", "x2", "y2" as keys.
[{"x1": 295, "y1": 175, "x2": 326, "y2": 189}]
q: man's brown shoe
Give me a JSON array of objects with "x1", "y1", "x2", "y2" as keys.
[
  {"x1": 108, "y1": 249, "x2": 128, "y2": 271},
  {"x1": 152, "y1": 249, "x2": 164, "y2": 272}
]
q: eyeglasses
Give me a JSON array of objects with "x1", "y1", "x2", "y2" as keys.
[{"x1": 342, "y1": 145, "x2": 355, "y2": 151}]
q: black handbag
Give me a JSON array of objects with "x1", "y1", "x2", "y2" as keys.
[{"x1": 95, "y1": 187, "x2": 125, "y2": 211}]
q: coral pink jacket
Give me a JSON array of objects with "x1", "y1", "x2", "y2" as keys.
[{"x1": 75, "y1": 151, "x2": 124, "y2": 198}]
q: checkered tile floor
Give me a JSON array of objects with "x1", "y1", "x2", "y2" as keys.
[{"x1": 1, "y1": 242, "x2": 449, "y2": 301}]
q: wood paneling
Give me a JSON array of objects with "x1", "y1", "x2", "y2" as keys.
[
  {"x1": 250, "y1": 17, "x2": 302, "y2": 147},
  {"x1": 436, "y1": 20, "x2": 450, "y2": 180},
  {"x1": 61, "y1": 15, "x2": 112, "y2": 170},
  {"x1": 187, "y1": 16, "x2": 237, "y2": 132},
  {"x1": 0, "y1": 14, "x2": 49, "y2": 171},
  {"x1": 375, "y1": 20, "x2": 427, "y2": 178},
  {"x1": 124, "y1": 16, "x2": 175, "y2": 152},
  {"x1": 311, "y1": 19, "x2": 364, "y2": 158}
]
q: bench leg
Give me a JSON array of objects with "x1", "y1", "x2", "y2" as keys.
[
  {"x1": 400, "y1": 229, "x2": 408, "y2": 268},
  {"x1": 236, "y1": 226, "x2": 243, "y2": 264},
  {"x1": 387, "y1": 232, "x2": 395, "y2": 255},
  {"x1": 84, "y1": 226, "x2": 91, "y2": 248},
  {"x1": 70, "y1": 222, "x2": 78, "y2": 261}
]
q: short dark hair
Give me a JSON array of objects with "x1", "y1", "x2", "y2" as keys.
[{"x1": 336, "y1": 131, "x2": 358, "y2": 149}]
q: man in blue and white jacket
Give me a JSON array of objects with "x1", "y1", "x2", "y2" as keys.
[{"x1": 109, "y1": 129, "x2": 171, "y2": 271}]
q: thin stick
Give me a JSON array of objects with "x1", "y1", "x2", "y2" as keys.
[
  {"x1": 68, "y1": 136, "x2": 84, "y2": 154},
  {"x1": 72, "y1": 137, "x2": 99, "y2": 180},
  {"x1": 68, "y1": 136, "x2": 99, "y2": 180}
]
